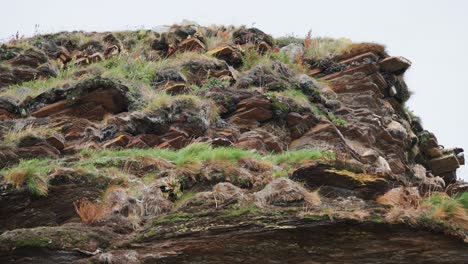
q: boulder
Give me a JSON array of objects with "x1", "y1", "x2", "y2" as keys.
[
  {"x1": 207, "y1": 46, "x2": 243, "y2": 68},
  {"x1": 379, "y1": 56, "x2": 411, "y2": 74},
  {"x1": 181, "y1": 57, "x2": 232, "y2": 86},
  {"x1": 25, "y1": 77, "x2": 135, "y2": 120},
  {"x1": 153, "y1": 69, "x2": 187, "y2": 88},
  {"x1": 386, "y1": 120, "x2": 408, "y2": 140},
  {"x1": 429, "y1": 154, "x2": 460, "y2": 182},
  {"x1": 178, "y1": 37, "x2": 206, "y2": 52},
  {"x1": 0, "y1": 168, "x2": 111, "y2": 232},
  {"x1": 232, "y1": 27, "x2": 274, "y2": 47},
  {"x1": 103, "y1": 134, "x2": 131, "y2": 148},
  {"x1": 292, "y1": 162, "x2": 389, "y2": 199},
  {"x1": 0, "y1": 97, "x2": 20, "y2": 120},
  {"x1": 232, "y1": 107, "x2": 272, "y2": 122}
]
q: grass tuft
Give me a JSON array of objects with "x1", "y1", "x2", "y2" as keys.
[
  {"x1": 74, "y1": 199, "x2": 111, "y2": 225},
  {"x1": 3, "y1": 159, "x2": 54, "y2": 196}
]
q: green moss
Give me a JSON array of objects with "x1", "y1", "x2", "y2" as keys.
[
  {"x1": 153, "y1": 212, "x2": 193, "y2": 225},
  {"x1": 221, "y1": 205, "x2": 260, "y2": 218},
  {"x1": 371, "y1": 215, "x2": 385, "y2": 223}
]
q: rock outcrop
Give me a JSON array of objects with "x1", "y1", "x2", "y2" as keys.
[{"x1": 0, "y1": 23, "x2": 466, "y2": 263}]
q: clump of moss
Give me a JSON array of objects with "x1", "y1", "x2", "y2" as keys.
[{"x1": 221, "y1": 205, "x2": 260, "y2": 218}]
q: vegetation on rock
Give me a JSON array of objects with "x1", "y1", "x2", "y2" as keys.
[{"x1": 0, "y1": 22, "x2": 466, "y2": 262}]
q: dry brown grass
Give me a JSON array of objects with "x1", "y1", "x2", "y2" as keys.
[
  {"x1": 378, "y1": 189, "x2": 468, "y2": 237},
  {"x1": 5, "y1": 168, "x2": 28, "y2": 188},
  {"x1": 239, "y1": 158, "x2": 273, "y2": 172},
  {"x1": 254, "y1": 178, "x2": 321, "y2": 207},
  {"x1": 73, "y1": 199, "x2": 111, "y2": 225},
  {"x1": 376, "y1": 187, "x2": 420, "y2": 208},
  {"x1": 337, "y1": 42, "x2": 388, "y2": 60}
]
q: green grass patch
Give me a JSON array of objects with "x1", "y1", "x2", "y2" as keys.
[
  {"x1": 266, "y1": 149, "x2": 332, "y2": 165},
  {"x1": 80, "y1": 143, "x2": 330, "y2": 170},
  {"x1": 2, "y1": 159, "x2": 56, "y2": 196},
  {"x1": 424, "y1": 192, "x2": 468, "y2": 216}
]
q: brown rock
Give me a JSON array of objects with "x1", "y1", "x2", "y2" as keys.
[
  {"x1": 0, "y1": 109, "x2": 15, "y2": 121},
  {"x1": 164, "y1": 83, "x2": 189, "y2": 95},
  {"x1": 178, "y1": 38, "x2": 206, "y2": 52},
  {"x1": 426, "y1": 147, "x2": 443, "y2": 158},
  {"x1": 257, "y1": 41, "x2": 271, "y2": 54},
  {"x1": 46, "y1": 135, "x2": 65, "y2": 151},
  {"x1": 233, "y1": 107, "x2": 272, "y2": 122},
  {"x1": 103, "y1": 134, "x2": 131, "y2": 148},
  {"x1": 235, "y1": 138, "x2": 264, "y2": 151},
  {"x1": 429, "y1": 154, "x2": 460, "y2": 175},
  {"x1": 379, "y1": 56, "x2": 411, "y2": 73},
  {"x1": 31, "y1": 100, "x2": 68, "y2": 118},
  {"x1": 126, "y1": 134, "x2": 161, "y2": 148},
  {"x1": 292, "y1": 162, "x2": 389, "y2": 199},
  {"x1": 237, "y1": 97, "x2": 272, "y2": 110},
  {"x1": 157, "y1": 136, "x2": 188, "y2": 150},
  {"x1": 104, "y1": 45, "x2": 120, "y2": 59},
  {"x1": 17, "y1": 144, "x2": 60, "y2": 159},
  {"x1": 211, "y1": 137, "x2": 233, "y2": 147},
  {"x1": 126, "y1": 138, "x2": 149, "y2": 148},
  {"x1": 286, "y1": 112, "x2": 304, "y2": 126},
  {"x1": 264, "y1": 139, "x2": 283, "y2": 152},
  {"x1": 207, "y1": 46, "x2": 243, "y2": 68}
]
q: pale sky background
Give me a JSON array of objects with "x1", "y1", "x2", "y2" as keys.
[{"x1": 1, "y1": 0, "x2": 467, "y2": 180}]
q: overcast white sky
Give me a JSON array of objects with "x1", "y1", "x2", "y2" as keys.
[{"x1": 1, "y1": 0, "x2": 467, "y2": 180}]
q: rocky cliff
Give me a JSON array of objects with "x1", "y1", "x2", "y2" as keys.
[{"x1": 0, "y1": 24, "x2": 467, "y2": 263}]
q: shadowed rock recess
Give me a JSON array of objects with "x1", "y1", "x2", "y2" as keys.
[{"x1": 0, "y1": 23, "x2": 467, "y2": 263}]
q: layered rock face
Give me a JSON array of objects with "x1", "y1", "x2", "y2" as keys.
[{"x1": 0, "y1": 24, "x2": 466, "y2": 263}]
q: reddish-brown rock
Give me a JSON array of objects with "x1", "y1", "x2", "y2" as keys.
[
  {"x1": 232, "y1": 107, "x2": 272, "y2": 122},
  {"x1": 379, "y1": 56, "x2": 411, "y2": 73},
  {"x1": 103, "y1": 134, "x2": 131, "y2": 148},
  {"x1": 178, "y1": 38, "x2": 206, "y2": 52}
]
